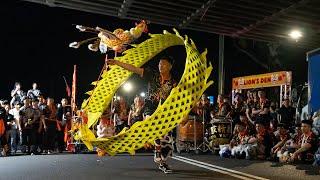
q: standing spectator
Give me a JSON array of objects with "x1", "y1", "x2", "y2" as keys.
[
  {"x1": 230, "y1": 93, "x2": 246, "y2": 127},
  {"x1": 300, "y1": 105, "x2": 309, "y2": 123},
  {"x1": 277, "y1": 98, "x2": 295, "y2": 129},
  {"x1": 246, "y1": 90, "x2": 254, "y2": 107},
  {"x1": 252, "y1": 90, "x2": 260, "y2": 109},
  {"x1": 314, "y1": 146, "x2": 320, "y2": 167},
  {"x1": 8, "y1": 102, "x2": 22, "y2": 154},
  {"x1": 252, "y1": 90, "x2": 270, "y2": 116},
  {"x1": 113, "y1": 96, "x2": 129, "y2": 133},
  {"x1": 312, "y1": 110, "x2": 320, "y2": 136},
  {"x1": 251, "y1": 90, "x2": 271, "y2": 128},
  {"x1": 128, "y1": 96, "x2": 145, "y2": 127},
  {"x1": 269, "y1": 102, "x2": 278, "y2": 131},
  {"x1": 10, "y1": 82, "x2": 25, "y2": 107},
  {"x1": 38, "y1": 95, "x2": 47, "y2": 111},
  {"x1": 27, "y1": 83, "x2": 41, "y2": 100},
  {"x1": 198, "y1": 94, "x2": 213, "y2": 125},
  {"x1": 19, "y1": 97, "x2": 35, "y2": 154},
  {"x1": 216, "y1": 95, "x2": 232, "y2": 117},
  {"x1": 2, "y1": 101, "x2": 14, "y2": 155},
  {"x1": 31, "y1": 99, "x2": 44, "y2": 154},
  {"x1": 0, "y1": 107, "x2": 8, "y2": 156},
  {"x1": 43, "y1": 98, "x2": 57, "y2": 154},
  {"x1": 239, "y1": 112, "x2": 255, "y2": 136},
  {"x1": 56, "y1": 98, "x2": 71, "y2": 153}
]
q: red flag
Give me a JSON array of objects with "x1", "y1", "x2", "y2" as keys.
[
  {"x1": 71, "y1": 65, "x2": 77, "y2": 112},
  {"x1": 63, "y1": 76, "x2": 71, "y2": 97}
]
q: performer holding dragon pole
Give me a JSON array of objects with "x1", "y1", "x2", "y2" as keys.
[{"x1": 107, "y1": 56, "x2": 176, "y2": 174}]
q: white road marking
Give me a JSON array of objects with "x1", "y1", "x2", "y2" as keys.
[
  {"x1": 173, "y1": 156, "x2": 252, "y2": 180},
  {"x1": 173, "y1": 155, "x2": 269, "y2": 180}
]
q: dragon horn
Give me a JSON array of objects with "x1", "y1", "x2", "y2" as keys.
[
  {"x1": 75, "y1": 25, "x2": 99, "y2": 33},
  {"x1": 69, "y1": 37, "x2": 99, "y2": 49}
]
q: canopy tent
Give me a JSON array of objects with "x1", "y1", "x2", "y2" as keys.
[{"x1": 23, "y1": 0, "x2": 320, "y2": 49}]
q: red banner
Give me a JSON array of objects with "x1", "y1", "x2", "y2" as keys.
[{"x1": 232, "y1": 71, "x2": 292, "y2": 90}]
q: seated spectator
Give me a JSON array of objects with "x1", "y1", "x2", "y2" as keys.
[
  {"x1": 271, "y1": 123, "x2": 290, "y2": 160},
  {"x1": 288, "y1": 120, "x2": 317, "y2": 163},
  {"x1": 27, "y1": 83, "x2": 41, "y2": 100},
  {"x1": 246, "y1": 120, "x2": 273, "y2": 160},
  {"x1": 256, "y1": 114, "x2": 272, "y2": 133},
  {"x1": 278, "y1": 124, "x2": 302, "y2": 163},
  {"x1": 229, "y1": 122, "x2": 252, "y2": 159}
]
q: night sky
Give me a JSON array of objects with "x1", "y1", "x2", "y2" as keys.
[{"x1": 1, "y1": 1, "x2": 309, "y2": 106}]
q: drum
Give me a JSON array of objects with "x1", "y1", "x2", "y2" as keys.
[
  {"x1": 178, "y1": 117, "x2": 204, "y2": 142},
  {"x1": 209, "y1": 117, "x2": 232, "y2": 148}
]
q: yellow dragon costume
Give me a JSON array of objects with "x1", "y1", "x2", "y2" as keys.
[{"x1": 72, "y1": 28, "x2": 213, "y2": 156}]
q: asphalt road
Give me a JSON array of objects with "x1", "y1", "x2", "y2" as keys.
[{"x1": 0, "y1": 153, "x2": 319, "y2": 180}]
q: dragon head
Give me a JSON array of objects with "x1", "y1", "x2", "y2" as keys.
[
  {"x1": 130, "y1": 20, "x2": 149, "y2": 39},
  {"x1": 136, "y1": 20, "x2": 149, "y2": 33}
]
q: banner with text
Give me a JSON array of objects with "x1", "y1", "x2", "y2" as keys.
[{"x1": 232, "y1": 71, "x2": 292, "y2": 90}]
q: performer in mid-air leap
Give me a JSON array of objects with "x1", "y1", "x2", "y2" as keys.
[{"x1": 107, "y1": 56, "x2": 176, "y2": 173}]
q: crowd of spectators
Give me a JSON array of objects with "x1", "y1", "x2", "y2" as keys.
[{"x1": 0, "y1": 82, "x2": 72, "y2": 156}]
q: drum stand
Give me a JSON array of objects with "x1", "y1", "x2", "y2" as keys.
[{"x1": 196, "y1": 109, "x2": 212, "y2": 153}]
